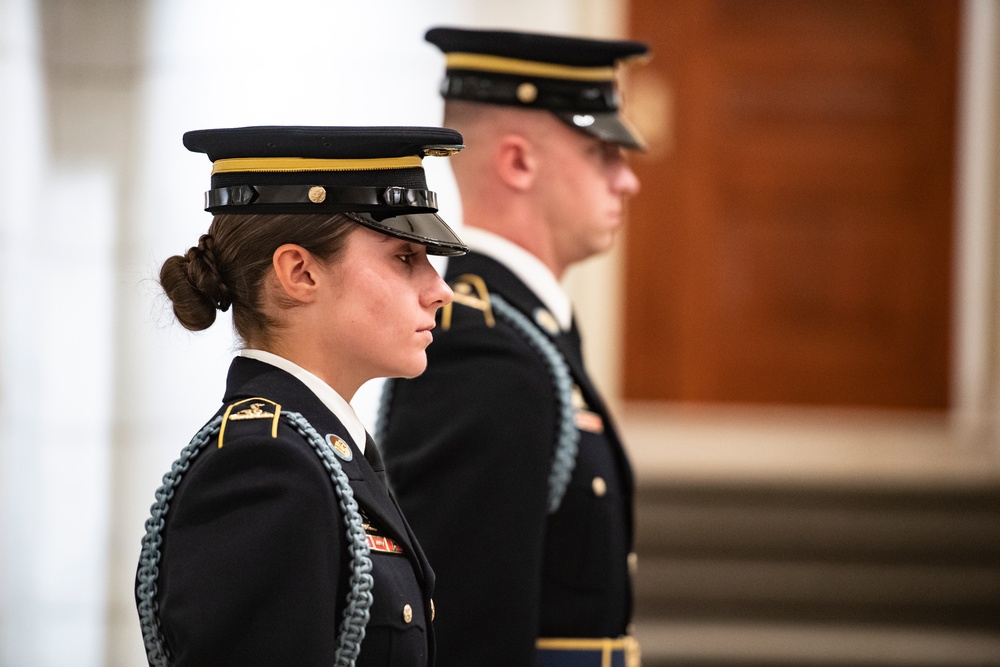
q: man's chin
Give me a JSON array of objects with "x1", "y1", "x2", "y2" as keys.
[{"x1": 585, "y1": 236, "x2": 617, "y2": 261}]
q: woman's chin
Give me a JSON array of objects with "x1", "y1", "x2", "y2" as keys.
[{"x1": 388, "y1": 356, "x2": 428, "y2": 380}]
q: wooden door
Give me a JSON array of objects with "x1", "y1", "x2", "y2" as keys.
[{"x1": 622, "y1": 0, "x2": 958, "y2": 409}]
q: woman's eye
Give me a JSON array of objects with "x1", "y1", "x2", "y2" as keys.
[{"x1": 398, "y1": 253, "x2": 415, "y2": 265}]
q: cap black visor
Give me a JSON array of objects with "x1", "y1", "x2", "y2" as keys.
[
  {"x1": 345, "y1": 211, "x2": 468, "y2": 256},
  {"x1": 554, "y1": 111, "x2": 645, "y2": 150}
]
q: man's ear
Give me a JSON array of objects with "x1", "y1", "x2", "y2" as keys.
[
  {"x1": 494, "y1": 134, "x2": 536, "y2": 191},
  {"x1": 272, "y1": 243, "x2": 319, "y2": 304}
]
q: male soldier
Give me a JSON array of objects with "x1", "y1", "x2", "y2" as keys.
[{"x1": 379, "y1": 26, "x2": 647, "y2": 667}]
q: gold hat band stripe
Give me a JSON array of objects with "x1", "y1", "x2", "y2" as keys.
[
  {"x1": 445, "y1": 52, "x2": 614, "y2": 81},
  {"x1": 211, "y1": 155, "x2": 423, "y2": 175}
]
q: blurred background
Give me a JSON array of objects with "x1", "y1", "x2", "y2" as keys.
[{"x1": 1, "y1": 0, "x2": 998, "y2": 665}]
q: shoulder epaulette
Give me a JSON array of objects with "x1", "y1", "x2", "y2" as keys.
[
  {"x1": 441, "y1": 273, "x2": 495, "y2": 330},
  {"x1": 217, "y1": 397, "x2": 282, "y2": 448}
]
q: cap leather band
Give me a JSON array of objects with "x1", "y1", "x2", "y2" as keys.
[
  {"x1": 442, "y1": 73, "x2": 619, "y2": 112},
  {"x1": 205, "y1": 185, "x2": 437, "y2": 210},
  {"x1": 211, "y1": 155, "x2": 423, "y2": 175},
  {"x1": 445, "y1": 52, "x2": 614, "y2": 81}
]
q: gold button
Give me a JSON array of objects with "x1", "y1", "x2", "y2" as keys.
[
  {"x1": 308, "y1": 185, "x2": 327, "y2": 203},
  {"x1": 403, "y1": 603, "x2": 413, "y2": 623},
  {"x1": 430, "y1": 598, "x2": 436, "y2": 621},
  {"x1": 628, "y1": 551, "x2": 638, "y2": 576},
  {"x1": 534, "y1": 308, "x2": 559, "y2": 334},
  {"x1": 592, "y1": 476, "x2": 607, "y2": 497},
  {"x1": 516, "y1": 82, "x2": 538, "y2": 103}
]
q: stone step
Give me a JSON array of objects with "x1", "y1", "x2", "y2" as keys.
[
  {"x1": 634, "y1": 556, "x2": 1000, "y2": 628},
  {"x1": 635, "y1": 482, "x2": 1000, "y2": 566},
  {"x1": 632, "y1": 619, "x2": 1000, "y2": 667},
  {"x1": 630, "y1": 480, "x2": 1000, "y2": 663}
]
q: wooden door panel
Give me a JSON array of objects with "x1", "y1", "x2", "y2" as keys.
[{"x1": 623, "y1": 0, "x2": 957, "y2": 408}]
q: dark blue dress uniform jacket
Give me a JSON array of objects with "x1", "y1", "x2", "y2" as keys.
[
  {"x1": 380, "y1": 252, "x2": 634, "y2": 667},
  {"x1": 150, "y1": 357, "x2": 435, "y2": 666}
]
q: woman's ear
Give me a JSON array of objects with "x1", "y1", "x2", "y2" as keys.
[
  {"x1": 272, "y1": 243, "x2": 319, "y2": 304},
  {"x1": 494, "y1": 134, "x2": 536, "y2": 191}
]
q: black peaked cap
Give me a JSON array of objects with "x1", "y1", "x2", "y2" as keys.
[
  {"x1": 426, "y1": 26, "x2": 649, "y2": 149},
  {"x1": 183, "y1": 126, "x2": 467, "y2": 256}
]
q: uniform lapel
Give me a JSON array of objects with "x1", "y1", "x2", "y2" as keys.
[
  {"x1": 356, "y1": 431, "x2": 434, "y2": 584},
  {"x1": 332, "y1": 427, "x2": 430, "y2": 580}
]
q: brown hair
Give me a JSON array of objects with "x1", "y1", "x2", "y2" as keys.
[{"x1": 159, "y1": 212, "x2": 355, "y2": 345}]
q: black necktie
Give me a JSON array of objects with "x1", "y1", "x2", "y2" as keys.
[
  {"x1": 364, "y1": 432, "x2": 388, "y2": 485},
  {"x1": 562, "y1": 317, "x2": 585, "y2": 369}
]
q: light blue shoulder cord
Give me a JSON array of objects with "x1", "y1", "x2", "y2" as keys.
[
  {"x1": 377, "y1": 293, "x2": 578, "y2": 514},
  {"x1": 135, "y1": 411, "x2": 374, "y2": 667}
]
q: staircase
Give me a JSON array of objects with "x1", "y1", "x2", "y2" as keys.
[{"x1": 631, "y1": 480, "x2": 1000, "y2": 666}]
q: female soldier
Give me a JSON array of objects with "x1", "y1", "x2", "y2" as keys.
[{"x1": 135, "y1": 126, "x2": 466, "y2": 667}]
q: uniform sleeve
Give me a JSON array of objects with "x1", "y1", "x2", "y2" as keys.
[
  {"x1": 157, "y1": 424, "x2": 343, "y2": 667},
  {"x1": 382, "y1": 317, "x2": 557, "y2": 667}
]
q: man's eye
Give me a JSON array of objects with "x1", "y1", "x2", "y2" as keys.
[
  {"x1": 602, "y1": 145, "x2": 623, "y2": 164},
  {"x1": 589, "y1": 143, "x2": 616, "y2": 164}
]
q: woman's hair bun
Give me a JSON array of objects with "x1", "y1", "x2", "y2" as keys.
[{"x1": 159, "y1": 233, "x2": 232, "y2": 331}]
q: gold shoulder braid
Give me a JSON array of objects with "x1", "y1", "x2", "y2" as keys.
[{"x1": 441, "y1": 273, "x2": 495, "y2": 330}]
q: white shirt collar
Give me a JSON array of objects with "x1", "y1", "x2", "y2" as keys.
[
  {"x1": 460, "y1": 227, "x2": 572, "y2": 331},
  {"x1": 237, "y1": 349, "x2": 367, "y2": 453}
]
